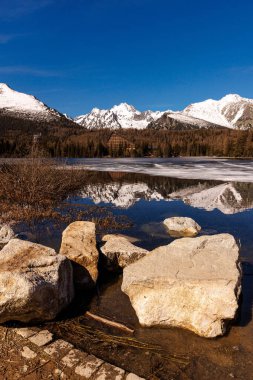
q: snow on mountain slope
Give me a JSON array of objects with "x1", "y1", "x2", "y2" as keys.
[
  {"x1": 75, "y1": 102, "x2": 167, "y2": 129},
  {"x1": 148, "y1": 111, "x2": 225, "y2": 130},
  {"x1": 76, "y1": 94, "x2": 253, "y2": 130},
  {"x1": 0, "y1": 83, "x2": 68, "y2": 123},
  {"x1": 183, "y1": 94, "x2": 253, "y2": 129}
]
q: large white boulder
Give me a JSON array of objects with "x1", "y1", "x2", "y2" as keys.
[
  {"x1": 163, "y1": 216, "x2": 201, "y2": 237},
  {"x1": 122, "y1": 234, "x2": 241, "y2": 338},
  {"x1": 59, "y1": 221, "x2": 99, "y2": 288},
  {"x1": 0, "y1": 239, "x2": 74, "y2": 323},
  {"x1": 0, "y1": 224, "x2": 15, "y2": 246},
  {"x1": 101, "y1": 234, "x2": 149, "y2": 270}
]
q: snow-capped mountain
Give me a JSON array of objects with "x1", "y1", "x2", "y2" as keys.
[
  {"x1": 2, "y1": 84, "x2": 252, "y2": 131},
  {"x1": 147, "y1": 112, "x2": 225, "y2": 130},
  {"x1": 75, "y1": 94, "x2": 253, "y2": 130},
  {"x1": 183, "y1": 94, "x2": 253, "y2": 130},
  {"x1": 0, "y1": 83, "x2": 73, "y2": 125},
  {"x1": 75, "y1": 102, "x2": 167, "y2": 129}
]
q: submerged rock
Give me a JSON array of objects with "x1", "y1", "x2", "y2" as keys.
[
  {"x1": 101, "y1": 234, "x2": 149, "y2": 270},
  {"x1": 122, "y1": 234, "x2": 241, "y2": 338},
  {"x1": 163, "y1": 216, "x2": 201, "y2": 237},
  {"x1": 0, "y1": 224, "x2": 15, "y2": 246},
  {"x1": 0, "y1": 239, "x2": 74, "y2": 323},
  {"x1": 60, "y1": 221, "x2": 99, "y2": 288}
]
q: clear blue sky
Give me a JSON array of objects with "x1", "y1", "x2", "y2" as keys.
[{"x1": 1, "y1": 0, "x2": 253, "y2": 116}]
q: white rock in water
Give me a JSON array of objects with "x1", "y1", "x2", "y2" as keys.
[
  {"x1": 122, "y1": 234, "x2": 241, "y2": 338},
  {"x1": 60, "y1": 221, "x2": 99, "y2": 288},
  {"x1": 163, "y1": 216, "x2": 201, "y2": 237},
  {"x1": 101, "y1": 234, "x2": 149, "y2": 270},
  {"x1": 0, "y1": 239, "x2": 74, "y2": 323},
  {"x1": 0, "y1": 224, "x2": 15, "y2": 245}
]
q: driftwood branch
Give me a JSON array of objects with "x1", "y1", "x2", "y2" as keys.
[{"x1": 85, "y1": 311, "x2": 134, "y2": 334}]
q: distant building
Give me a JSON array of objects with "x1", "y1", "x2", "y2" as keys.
[
  {"x1": 33, "y1": 133, "x2": 42, "y2": 143},
  {"x1": 107, "y1": 132, "x2": 135, "y2": 155}
]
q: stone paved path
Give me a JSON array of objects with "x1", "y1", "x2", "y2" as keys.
[{"x1": 0, "y1": 326, "x2": 145, "y2": 380}]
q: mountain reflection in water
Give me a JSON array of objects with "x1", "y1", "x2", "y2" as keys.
[{"x1": 77, "y1": 171, "x2": 253, "y2": 215}]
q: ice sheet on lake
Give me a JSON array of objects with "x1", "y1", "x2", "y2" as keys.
[{"x1": 68, "y1": 158, "x2": 253, "y2": 183}]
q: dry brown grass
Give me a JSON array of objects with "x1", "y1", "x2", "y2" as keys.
[{"x1": 0, "y1": 157, "x2": 87, "y2": 223}]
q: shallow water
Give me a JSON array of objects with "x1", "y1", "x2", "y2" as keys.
[
  {"x1": 23, "y1": 169, "x2": 251, "y2": 380},
  {"x1": 12, "y1": 163, "x2": 253, "y2": 379}
]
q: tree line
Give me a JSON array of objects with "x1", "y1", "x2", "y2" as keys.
[{"x1": 1, "y1": 125, "x2": 253, "y2": 158}]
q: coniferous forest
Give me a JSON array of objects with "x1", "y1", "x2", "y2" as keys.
[{"x1": 0, "y1": 116, "x2": 253, "y2": 158}]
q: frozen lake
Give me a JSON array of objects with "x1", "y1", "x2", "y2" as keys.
[{"x1": 66, "y1": 157, "x2": 253, "y2": 183}]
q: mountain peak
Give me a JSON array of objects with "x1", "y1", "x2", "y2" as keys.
[
  {"x1": 0, "y1": 83, "x2": 12, "y2": 91},
  {"x1": 111, "y1": 102, "x2": 137, "y2": 113},
  {"x1": 220, "y1": 94, "x2": 243, "y2": 103}
]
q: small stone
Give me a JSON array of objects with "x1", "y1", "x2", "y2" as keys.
[
  {"x1": 15, "y1": 327, "x2": 39, "y2": 338},
  {"x1": 61, "y1": 349, "x2": 86, "y2": 368},
  {"x1": 22, "y1": 365, "x2": 28, "y2": 373},
  {"x1": 54, "y1": 369, "x2": 68, "y2": 379},
  {"x1": 75, "y1": 355, "x2": 104, "y2": 378},
  {"x1": 126, "y1": 373, "x2": 146, "y2": 380},
  {"x1": 29, "y1": 330, "x2": 53, "y2": 347},
  {"x1": 21, "y1": 346, "x2": 37, "y2": 359},
  {"x1": 95, "y1": 363, "x2": 125, "y2": 380},
  {"x1": 44, "y1": 339, "x2": 73, "y2": 358},
  {"x1": 163, "y1": 216, "x2": 201, "y2": 237}
]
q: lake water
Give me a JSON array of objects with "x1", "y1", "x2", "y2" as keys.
[{"x1": 14, "y1": 158, "x2": 253, "y2": 379}]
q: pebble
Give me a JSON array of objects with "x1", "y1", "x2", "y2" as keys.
[{"x1": 21, "y1": 346, "x2": 37, "y2": 360}]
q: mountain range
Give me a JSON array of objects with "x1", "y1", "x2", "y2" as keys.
[{"x1": 1, "y1": 83, "x2": 253, "y2": 131}]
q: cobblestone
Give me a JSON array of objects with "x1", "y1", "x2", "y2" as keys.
[
  {"x1": 95, "y1": 362, "x2": 125, "y2": 380},
  {"x1": 29, "y1": 329, "x2": 54, "y2": 346},
  {"x1": 21, "y1": 346, "x2": 37, "y2": 359},
  {"x1": 75, "y1": 354, "x2": 104, "y2": 378},
  {"x1": 44, "y1": 338, "x2": 73, "y2": 358},
  {"x1": 1, "y1": 326, "x2": 146, "y2": 379}
]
